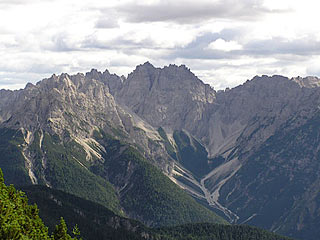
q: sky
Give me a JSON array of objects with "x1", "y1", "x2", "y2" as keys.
[{"x1": 0, "y1": 0, "x2": 320, "y2": 90}]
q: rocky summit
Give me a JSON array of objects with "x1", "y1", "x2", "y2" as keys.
[{"x1": 1, "y1": 62, "x2": 320, "y2": 240}]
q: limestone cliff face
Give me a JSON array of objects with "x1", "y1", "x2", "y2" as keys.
[
  {"x1": 210, "y1": 75, "x2": 320, "y2": 156},
  {"x1": 2, "y1": 73, "x2": 123, "y2": 136},
  {"x1": 0, "y1": 70, "x2": 171, "y2": 178},
  {"x1": 0, "y1": 69, "x2": 124, "y2": 136},
  {"x1": 114, "y1": 65, "x2": 319, "y2": 160},
  {"x1": 0, "y1": 88, "x2": 24, "y2": 123},
  {"x1": 292, "y1": 76, "x2": 320, "y2": 88},
  {"x1": 115, "y1": 62, "x2": 215, "y2": 136}
]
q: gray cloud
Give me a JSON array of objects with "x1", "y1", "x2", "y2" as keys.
[
  {"x1": 41, "y1": 33, "x2": 82, "y2": 52},
  {"x1": 0, "y1": 60, "x2": 67, "y2": 75},
  {"x1": 27, "y1": 63, "x2": 68, "y2": 74},
  {"x1": 79, "y1": 30, "x2": 245, "y2": 61},
  {"x1": 114, "y1": 0, "x2": 284, "y2": 24},
  {"x1": 0, "y1": 60, "x2": 75, "y2": 89},
  {"x1": 167, "y1": 32, "x2": 320, "y2": 61},
  {"x1": 81, "y1": 34, "x2": 158, "y2": 51},
  {"x1": 95, "y1": 18, "x2": 119, "y2": 29},
  {"x1": 78, "y1": 29, "x2": 320, "y2": 66},
  {"x1": 244, "y1": 37, "x2": 320, "y2": 56},
  {"x1": 0, "y1": 0, "x2": 51, "y2": 7},
  {"x1": 95, "y1": 10, "x2": 120, "y2": 29},
  {"x1": 167, "y1": 31, "x2": 245, "y2": 60},
  {"x1": 0, "y1": 71, "x2": 49, "y2": 89},
  {"x1": 51, "y1": 36, "x2": 78, "y2": 52}
]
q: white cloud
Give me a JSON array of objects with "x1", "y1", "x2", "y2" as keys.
[{"x1": 207, "y1": 39, "x2": 243, "y2": 52}]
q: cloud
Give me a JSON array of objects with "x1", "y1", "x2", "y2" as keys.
[
  {"x1": 167, "y1": 31, "x2": 320, "y2": 62},
  {"x1": 244, "y1": 37, "x2": 320, "y2": 56},
  {"x1": 114, "y1": 0, "x2": 282, "y2": 24},
  {"x1": 81, "y1": 34, "x2": 157, "y2": 51},
  {"x1": 167, "y1": 31, "x2": 245, "y2": 60},
  {"x1": 306, "y1": 62, "x2": 320, "y2": 77},
  {"x1": 0, "y1": 71, "x2": 50, "y2": 90},
  {"x1": 47, "y1": 33, "x2": 81, "y2": 52},
  {"x1": 207, "y1": 39, "x2": 243, "y2": 51},
  {"x1": 95, "y1": 17, "x2": 119, "y2": 29},
  {"x1": 0, "y1": 0, "x2": 52, "y2": 8},
  {"x1": 95, "y1": 9, "x2": 120, "y2": 29}
]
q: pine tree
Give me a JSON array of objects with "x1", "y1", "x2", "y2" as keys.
[
  {"x1": 53, "y1": 218, "x2": 72, "y2": 240},
  {"x1": 0, "y1": 168, "x2": 81, "y2": 240}
]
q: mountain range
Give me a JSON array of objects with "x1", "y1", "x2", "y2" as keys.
[{"x1": 1, "y1": 62, "x2": 320, "y2": 240}]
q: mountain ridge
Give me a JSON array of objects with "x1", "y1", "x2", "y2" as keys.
[{"x1": 1, "y1": 63, "x2": 320, "y2": 239}]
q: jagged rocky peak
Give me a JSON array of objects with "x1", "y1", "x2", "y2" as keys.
[
  {"x1": 219, "y1": 75, "x2": 303, "y2": 109},
  {"x1": 124, "y1": 61, "x2": 160, "y2": 90},
  {"x1": 1, "y1": 70, "x2": 123, "y2": 136},
  {"x1": 0, "y1": 88, "x2": 15, "y2": 99},
  {"x1": 243, "y1": 74, "x2": 292, "y2": 88},
  {"x1": 85, "y1": 68, "x2": 103, "y2": 81},
  {"x1": 35, "y1": 73, "x2": 75, "y2": 92},
  {"x1": 29, "y1": 69, "x2": 122, "y2": 98},
  {"x1": 68, "y1": 68, "x2": 124, "y2": 95},
  {"x1": 137, "y1": 61, "x2": 156, "y2": 68},
  {"x1": 202, "y1": 74, "x2": 320, "y2": 157},
  {"x1": 25, "y1": 82, "x2": 36, "y2": 90},
  {"x1": 115, "y1": 62, "x2": 216, "y2": 130},
  {"x1": 242, "y1": 74, "x2": 320, "y2": 92},
  {"x1": 292, "y1": 76, "x2": 320, "y2": 88},
  {"x1": 130, "y1": 62, "x2": 212, "y2": 88},
  {"x1": 119, "y1": 62, "x2": 216, "y2": 102},
  {"x1": 223, "y1": 74, "x2": 315, "y2": 123},
  {"x1": 125, "y1": 62, "x2": 212, "y2": 91},
  {"x1": 101, "y1": 69, "x2": 124, "y2": 95}
]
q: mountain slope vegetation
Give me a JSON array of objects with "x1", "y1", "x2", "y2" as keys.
[
  {"x1": 18, "y1": 182, "x2": 293, "y2": 240},
  {"x1": 90, "y1": 131, "x2": 226, "y2": 226}
]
